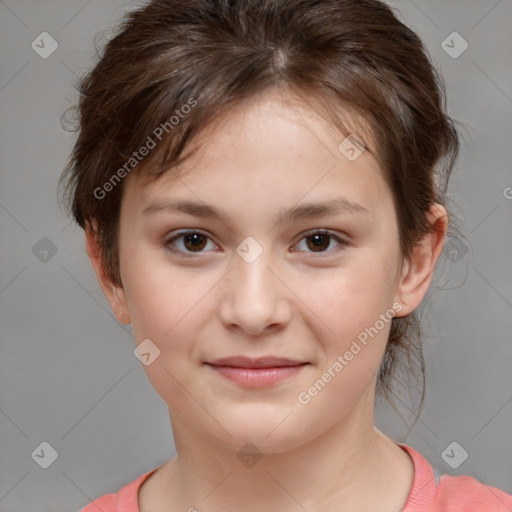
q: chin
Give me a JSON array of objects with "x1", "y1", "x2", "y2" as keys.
[
  {"x1": 222, "y1": 431, "x2": 305, "y2": 455},
  {"x1": 211, "y1": 409, "x2": 314, "y2": 454}
]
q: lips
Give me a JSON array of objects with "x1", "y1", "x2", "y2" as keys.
[
  {"x1": 206, "y1": 356, "x2": 306, "y2": 368},
  {"x1": 204, "y1": 356, "x2": 309, "y2": 388}
]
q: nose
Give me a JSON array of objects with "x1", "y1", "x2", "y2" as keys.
[{"x1": 217, "y1": 246, "x2": 291, "y2": 337}]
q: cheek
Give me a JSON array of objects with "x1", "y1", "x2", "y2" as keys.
[
  {"x1": 296, "y1": 268, "x2": 395, "y2": 418},
  {"x1": 314, "y1": 261, "x2": 395, "y2": 338},
  {"x1": 303, "y1": 259, "x2": 397, "y2": 397},
  {"x1": 126, "y1": 264, "x2": 207, "y2": 342},
  {"x1": 122, "y1": 259, "x2": 212, "y2": 404}
]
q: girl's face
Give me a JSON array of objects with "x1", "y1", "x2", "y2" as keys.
[{"x1": 98, "y1": 89, "x2": 427, "y2": 452}]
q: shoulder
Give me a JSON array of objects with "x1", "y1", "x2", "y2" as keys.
[
  {"x1": 434, "y1": 473, "x2": 512, "y2": 511},
  {"x1": 78, "y1": 468, "x2": 158, "y2": 512},
  {"x1": 397, "y1": 442, "x2": 512, "y2": 512},
  {"x1": 80, "y1": 493, "x2": 116, "y2": 512}
]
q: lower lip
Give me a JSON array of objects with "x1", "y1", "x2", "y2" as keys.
[{"x1": 206, "y1": 364, "x2": 308, "y2": 388}]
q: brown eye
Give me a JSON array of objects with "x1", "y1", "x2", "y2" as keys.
[
  {"x1": 306, "y1": 232, "x2": 331, "y2": 252},
  {"x1": 183, "y1": 232, "x2": 207, "y2": 251},
  {"x1": 293, "y1": 229, "x2": 348, "y2": 255},
  {"x1": 165, "y1": 230, "x2": 217, "y2": 255}
]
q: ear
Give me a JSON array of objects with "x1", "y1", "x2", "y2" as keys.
[
  {"x1": 85, "y1": 221, "x2": 131, "y2": 325},
  {"x1": 394, "y1": 203, "x2": 447, "y2": 317}
]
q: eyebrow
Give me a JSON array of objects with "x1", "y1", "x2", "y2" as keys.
[{"x1": 141, "y1": 197, "x2": 370, "y2": 229}]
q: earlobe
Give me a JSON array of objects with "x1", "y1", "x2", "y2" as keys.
[
  {"x1": 394, "y1": 204, "x2": 448, "y2": 317},
  {"x1": 85, "y1": 222, "x2": 132, "y2": 325},
  {"x1": 112, "y1": 285, "x2": 131, "y2": 324}
]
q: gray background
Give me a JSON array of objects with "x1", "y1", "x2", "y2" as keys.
[{"x1": 1, "y1": 0, "x2": 511, "y2": 511}]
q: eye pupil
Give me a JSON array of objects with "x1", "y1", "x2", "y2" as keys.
[
  {"x1": 184, "y1": 233, "x2": 207, "y2": 251},
  {"x1": 307, "y1": 233, "x2": 330, "y2": 252},
  {"x1": 168, "y1": 230, "x2": 343, "y2": 257}
]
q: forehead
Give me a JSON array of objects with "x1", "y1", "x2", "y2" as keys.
[{"x1": 122, "y1": 88, "x2": 389, "y2": 215}]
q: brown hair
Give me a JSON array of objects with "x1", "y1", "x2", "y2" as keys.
[{"x1": 59, "y1": 0, "x2": 462, "y2": 417}]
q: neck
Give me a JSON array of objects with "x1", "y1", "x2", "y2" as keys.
[{"x1": 154, "y1": 387, "x2": 413, "y2": 512}]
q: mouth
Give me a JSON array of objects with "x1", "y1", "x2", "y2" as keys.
[{"x1": 204, "y1": 356, "x2": 309, "y2": 388}]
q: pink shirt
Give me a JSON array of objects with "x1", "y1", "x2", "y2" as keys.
[{"x1": 80, "y1": 442, "x2": 512, "y2": 511}]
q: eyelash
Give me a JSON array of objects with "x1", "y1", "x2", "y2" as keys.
[{"x1": 164, "y1": 229, "x2": 349, "y2": 258}]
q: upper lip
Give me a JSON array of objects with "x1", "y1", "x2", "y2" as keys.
[{"x1": 206, "y1": 357, "x2": 307, "y2": 368}]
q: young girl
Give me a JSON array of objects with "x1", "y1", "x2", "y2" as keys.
[{"x1": 60, "y1": 0, "x2": 512, "y2": 510}]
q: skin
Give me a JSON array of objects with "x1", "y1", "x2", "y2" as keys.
[{"x1": 86, "y1": 87, "x2": 447, "y2": 512}]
